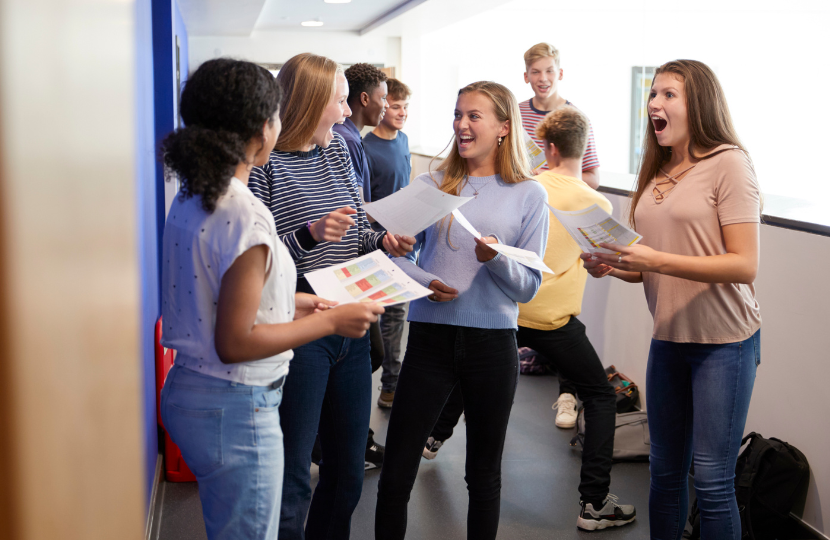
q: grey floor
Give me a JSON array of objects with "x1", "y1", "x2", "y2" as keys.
[{"x1": 157, "y1": 370, "x2": 650, "y2": 540}]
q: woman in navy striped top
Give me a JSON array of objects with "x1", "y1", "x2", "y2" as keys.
[{"x1": 249, "y1": 53, "x2": 414, "y2": 540}]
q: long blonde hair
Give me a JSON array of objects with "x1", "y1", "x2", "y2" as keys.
[
  {"x1": 276, "y1": 53, "x2": 343, "y2": 152},
  {"x1": 431, "y1": 81, "x2": 532, "y2": 242}
]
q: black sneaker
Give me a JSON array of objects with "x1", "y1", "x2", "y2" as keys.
[
  {"x1": 421, "y1": 437, "x2": 443, "y2": 460},
  {"x1": 577, "y1": 494, "x2": 636, "y2": 531},
  {"x1": 365, "y1": 434, "x2": 384, "y2": 471}
]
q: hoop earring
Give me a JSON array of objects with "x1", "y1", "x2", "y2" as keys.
[{"x1": 498, "y1": 136, "x2": 503, "y2": 147}]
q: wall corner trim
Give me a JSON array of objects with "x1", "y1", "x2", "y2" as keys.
[{"x1": 145, "y1": 454, "x2": 164, "y2": 540}]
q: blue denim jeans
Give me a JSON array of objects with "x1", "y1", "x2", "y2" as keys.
[
  {"x1": 647, "y1": 329, "x2": 760, "y2": 540},
  {"x1": 278, "y1": 333, "x2": 371, "y2": 540},
  {"x1": 161, "y1": 364, "x2": 285, "y2": 540}
]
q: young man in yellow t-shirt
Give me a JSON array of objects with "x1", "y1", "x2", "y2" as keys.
[{"x1": 422, "y1": 107, "x2": 636, "y2": 531}]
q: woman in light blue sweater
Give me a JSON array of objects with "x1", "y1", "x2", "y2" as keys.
[{"x1": 375, "y1": 81, "x2": 549, "y2": 540}]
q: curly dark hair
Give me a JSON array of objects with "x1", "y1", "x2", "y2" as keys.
[
  {"x1": 343, "y1": 63, "x2": 387, "y2": 106},
  {"x1": 161, "y1": 58, "x2": 282, "y2": 212}
]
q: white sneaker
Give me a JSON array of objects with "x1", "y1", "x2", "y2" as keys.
[{"x1": 552, "y1": 393, "x2": 578, "y2": 428}]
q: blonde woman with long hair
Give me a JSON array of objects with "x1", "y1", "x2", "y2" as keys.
[
  {"x1": 249, "y1": 53, "x2": 414, "y2": 540},
  {"x1": 374, "y1": 81, "x2": 549, "y2": 540}
]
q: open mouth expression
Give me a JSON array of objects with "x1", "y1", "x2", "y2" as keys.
[{"x1": 648, "y1": 73, "x2": 688, "y2": 147}]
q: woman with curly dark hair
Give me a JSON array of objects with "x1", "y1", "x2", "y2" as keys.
[
  {"x1": 249, "y1": 53, "x2": 415, "y2": 540},
  {"x1": 159, "y1": 58, "x2": 383, "y2": 540}
]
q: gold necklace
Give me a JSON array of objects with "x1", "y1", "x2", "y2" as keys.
[{"x1": 467, "y1": 175, "x2": 492, "y2": 199}]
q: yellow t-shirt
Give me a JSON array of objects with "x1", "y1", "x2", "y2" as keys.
[{"x1": 517, "y1": 172, "x2": 613, "y2": 331}]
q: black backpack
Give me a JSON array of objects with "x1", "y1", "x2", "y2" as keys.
[{"x1": 684, "y1": 432, "x2": 810, "y2": 540}]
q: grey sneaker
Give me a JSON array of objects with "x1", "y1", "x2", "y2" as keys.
[
  {"x1": 422, "y1": 437, "x2": 443, "y2": 460},
  {"x1": 577, "y1": 494, "x2": 636, "y2": 531}
]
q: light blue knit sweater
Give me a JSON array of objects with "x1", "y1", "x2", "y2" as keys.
[{"x1": 394, "y1": 172, "x2": 549, "y2": 329}]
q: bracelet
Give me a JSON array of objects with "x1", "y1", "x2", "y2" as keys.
[{"x1": 306, "y1": 220, "x2": 313, "y2": 231}]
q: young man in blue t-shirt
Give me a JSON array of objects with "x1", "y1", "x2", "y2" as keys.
[{"x1": 362, "y1": 78, "x2": 412, "y2": 408}]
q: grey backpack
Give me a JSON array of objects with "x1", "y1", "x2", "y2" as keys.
[{"x1": 570, "y1": 409, "x2": 650, "y2": 461}]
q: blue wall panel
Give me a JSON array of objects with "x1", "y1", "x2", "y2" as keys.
[
  {"x1": 136, "y1": 0, "x2": 159, "y2": 508},
  {"x1": 143, "y1": 0, "x2": 188, "y2": 510}
]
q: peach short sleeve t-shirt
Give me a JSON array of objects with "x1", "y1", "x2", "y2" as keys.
[{"x1": 634, "y1": 146, "x2": 762, "y2": 344}]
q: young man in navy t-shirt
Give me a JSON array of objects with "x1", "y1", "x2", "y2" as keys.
[{"x1": 332, "y1": 63, "x2": 388, "y2": 202}]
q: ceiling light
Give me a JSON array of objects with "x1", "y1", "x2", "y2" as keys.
[{"x1": 301, "y1": 20, "x2": 324, "y2": 26}]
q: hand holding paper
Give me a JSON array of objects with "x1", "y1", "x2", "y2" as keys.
[
  {"x1": 587, "y1": 242, "x2": 664, "y2": 275},
  {"x1": 427, "y1": 280, "x2": 459, "y2": 302},
  {"x1": 452, "y1": 209, "x2": 553, "y2": 274},
  {"x1": 474, "y1": 236, "x2": 499, "y2": 262},
  {"x1": 382, "y1": 233, "x2": 416, "y2": 258},
  {"x1": 327, "y1": 303, "x2": 385, "y2": 339},
  {"x1": 547, "y1": 203, "x2": 642, "y2": 255}
]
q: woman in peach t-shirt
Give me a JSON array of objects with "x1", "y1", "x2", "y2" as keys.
[{"x1": 583, "y1": 60, "x2": 761, "y2": 540}]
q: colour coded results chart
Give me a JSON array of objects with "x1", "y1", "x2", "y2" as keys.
[
  {"x1": 331, "y1": 258, "x2": 417, "y2": 304},
  {"x1": 306, "y1": 251, "x2": 432, "y2": 307}
]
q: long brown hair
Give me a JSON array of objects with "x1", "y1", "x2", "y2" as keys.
[
  {"x1": 630, "y1": 60, "x2": 747, "y2": 227},
  {"x1": 429, "y1": 81, "x2": 532, "y2": 243},
  {"x1": 275, "y1": 53, "x2": 342, "y2": 152}
]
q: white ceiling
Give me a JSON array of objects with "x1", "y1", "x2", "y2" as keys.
[
  {"x1": 178, "y1": 0, "x2": 268, "y2": 36},
  {"x1": 178, "y1": 0, "x2": 427, "y2": 36}
]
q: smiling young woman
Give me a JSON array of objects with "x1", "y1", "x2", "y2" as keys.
[
  {"x1": 248, "y1": 52, "x2": 415, "y2": 540},
  {"x1": 582, "y1": 59, "x2": 761, "y2": 540},
  {"x1": 374, "y1": 81, "x2": 549, "y2": 540}
]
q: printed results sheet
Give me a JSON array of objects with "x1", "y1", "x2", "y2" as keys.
[
  {"x1": 305, "y1": 251, "x2": 432, "y2": 307},
  {"x1": 523, "y1": 129, "x2": 547, "y2": 171},
  {"x1": 363, "y1": 181, "x2": 473, "y2": 237},
  {"x1": 547, "y1": 203, "x2": 642, "y2": 255}
]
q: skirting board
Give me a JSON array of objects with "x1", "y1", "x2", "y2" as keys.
[
  {"x1": 145, "y1": 453, "x2": 164, "y2": 540},
  {"x1": 792, "y1": 513, "x2": 830, "y2": 540}
]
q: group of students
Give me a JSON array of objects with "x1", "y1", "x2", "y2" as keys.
[{"x1": 159, "y1": 41, "x2": 762, "y2": 540}]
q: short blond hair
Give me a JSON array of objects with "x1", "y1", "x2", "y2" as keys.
[
  {"x1": 524, "y1": 43, "x2": 560, "y2": 69},
  {"x1": 535, "y1": 106, "x2": 588, "y2": 160},
  {"x1": 276, "y1": 53, "x2": 343, "y2": 152}
]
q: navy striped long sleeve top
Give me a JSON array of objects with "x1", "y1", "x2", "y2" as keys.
[{"x1": 249, "y1": 133, "x2": 386, "y2": 293}]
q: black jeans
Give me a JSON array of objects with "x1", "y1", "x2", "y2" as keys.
[
  {"x1": 429, "y1": 316, "x2": 616, "y2": 505},
  {"x1": 375, "y1": 322, "x2": 519, "y2": 540}
]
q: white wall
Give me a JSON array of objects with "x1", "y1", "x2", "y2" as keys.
[{"x1": 400, "y1": 0, "x2": 830, "y2": 201}]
